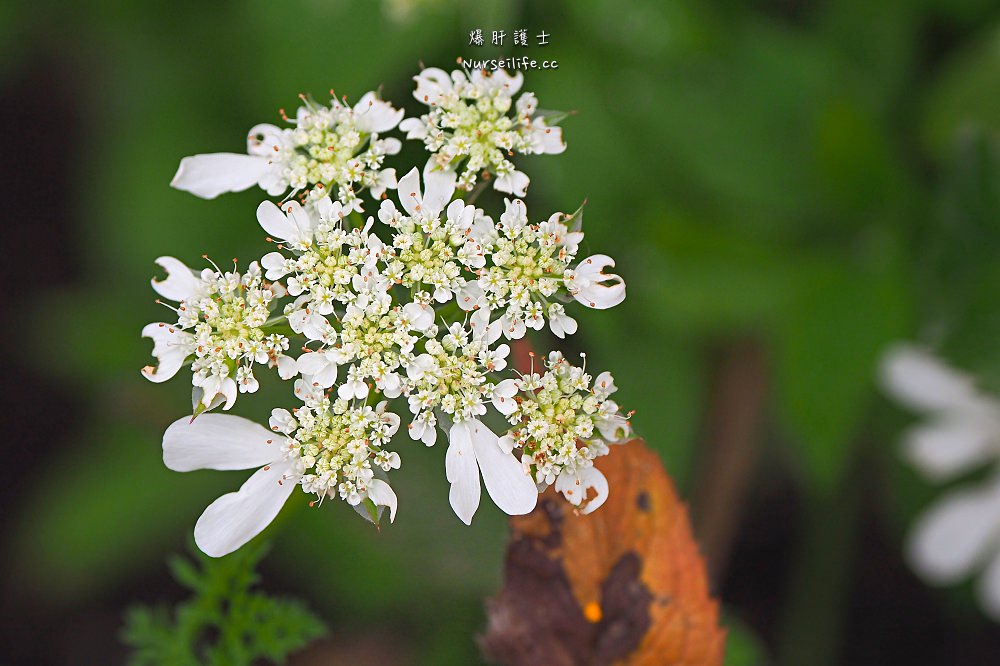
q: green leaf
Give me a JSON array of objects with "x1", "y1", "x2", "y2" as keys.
[
  {"x1": 123, "y1": 605, "x2": 197, "y2": 666},
  {"x1": 123, "y1": 542, "x2": 326, "y2": 666},
  {"x1": 191, "y1": 400, "x2": 209, "y2": 420},
  {"x1": 363, "y1": 497, "x2": 381, "y2": 526},
  {"x1": 534, "y1": 108, "x2": 573, "y2": 125},
  {"x1": 566, "y1": 198, "x2": 587, "y2": 233}
]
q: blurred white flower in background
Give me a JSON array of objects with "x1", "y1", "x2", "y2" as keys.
[{"x1": 881, "y1": 344, "x2": 1000, "y2": 620}]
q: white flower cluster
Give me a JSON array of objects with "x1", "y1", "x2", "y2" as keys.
[
  {"x1": 146, "y1": 67, "x2": 630, "y2": 558},
  {"x1": 274, "y1": 382, "x2": 401, "y2": 513},
  {"x1": 142, "y1": 258, "x2": 295, "y2": 411},
  {"x1": 400, "y1": 68, "x2": 565, "y2": 196},
  {"x1": 494, "y1": 352, "x2": 630, "y2": 513},
  {"x1": 171, "y1": 92, "x2": 403, "y2": 210}
]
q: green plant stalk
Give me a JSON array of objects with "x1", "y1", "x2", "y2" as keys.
[{"x1": 775, "y1": 460, "x2": 862, "y2": 666}]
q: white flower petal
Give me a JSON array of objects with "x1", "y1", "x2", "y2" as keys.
[
  {"x1": 151, "y1": 256, "x2": 200, "y2": 302},
  {"x1": 556, "y1": 467, "x2": 609, "y2": 514},
  {"x1": 402, "y1": 302, "x2": 435, "y2": 332},
  {"x1": 594, "y1": 371, "x2": 618, "y2": 397},
  {"x1": 381, "y1": 139, "x2": 402, "y2": 156},
  {"x1": 294, "y1": 352, "x2": 329, "y2": 376},
  {"x1": 314, "y1": 195, "x2": 337, "y2": 222},
  {"x1": 162, "y1": 413, "x2": 280, "y2": 472},
  {"x1": 412, "y1": 67, "x2": 453, "y2": 104},
  {"x1": 397, "y1": 168, "x2": 421, "y2": 217},
  {"x1": 284, "y1": 200, "x2": 315, "y2": 241},
  {"x1": 906, "y1": 480, "x2": 1000, "y2": 584},
  {"x1": 256, "y1": 200, "x2": 295, "y2": 240},
  {"x1": 446, "y1": 420, "x2": 482, "y2": 525},
  {"x1": 261, "y1": 251, "x2": 291, "y2": 281},
  {"x1": 399, "y1": 117, "x2": 428, "y2": 140},
  {"x1": 880, "y1": 344, "x2": 980, "y2": 413},
  {"x1": 492, "y1": 379, "x2": 519, "y2": 416},
  {"x1": 246, "y1": 123, "x2": 284, "y2": 156},
  {"x1": 220, "y1": 377, "x2": 238, "y2": 411},
  {"x1": 406, "y1": 419, "x2": 423, "y2": 441},
  {"x1": 549, "y1": 311, "x2": 577, "y2": 339},
  {"x1": 366, "y1": 478, "x2": 398, "y2": 522},
  {"x1": 596, "y1": 413, "x2": 630, "y2": 442},
  {"x1": 193, "y1": 462, "x2": 297, "y2": 557},
  {"x1": 494, "y1": 169, "x2": 529, "y2": 197},
  {"x1": 903, "y1": 416, "x2": 999, "y2": 482},
  {"x1": 490, "y1": 69, "x2": 523, "y2": 95},
  {"x1": 581, "y1": 469, "x2": 610, "y2": 514},
  {"x1": 296, "y1": 351, "x2": 341, "y2": 388},
  {"x1": 470, "y1": 307, "x2": 501, "y2": 344},
  {"x1": 397, "y1": 164, "x2": 456, "y2": 219},
  {"x1": 268, "y1": 408, "x2": 297, "y2": 434},
  {"x1": 256, "y1": 200, "x2": 312, "y2": 246},
  {"x1": 568, "y1": 254, "x2": 626, "y2": 309},
  {"x1": 192, "y1": 386, "x2": 226, "y2": 414},
  {"x1": 422, "y1": 162, "x2": 456, "y2": 216},
  {"x1": 468, "y1": 419, "x2": 537, "y2": 517},
  {"x1": 421, "y1": 425, "x2": 436, "y2": 446},
  {"x1": 339, "y1": 378, "x2": 368, "y2": 401},
  {"x1": 457, "y1": 282, "x2": 484, "y2": 311},
  {"x1": 312, "y1": 362, "x2": 339, "y2": 389},
  {"x1": 141, "y1": 322, "x2": 193, "y2": 383},
  {"x1": 371, "y1": 168, "x2": 398, "y2": 198},
  {"x1": 353, "y1": 92, "x2": 404, "y2": 134},
  {"x1": 171, "y1": 153, "x2": 268, "y2": 199},
  {"x1": 276, "y1": 354, "x2": 299, "y2": 380},
  {"x1": 529, "y1": 122, "x2": 566, "y2": 155}
]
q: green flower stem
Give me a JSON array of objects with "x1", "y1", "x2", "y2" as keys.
[
  {"x1": 465, "y1": 179, "x2": 490, "y2": 206},
  {"x1": 434, "y1": 300, "x2": 463, "y2": 326},
  {"x1": 263, "y1": 320, "x2": 296, "y2": 337}
]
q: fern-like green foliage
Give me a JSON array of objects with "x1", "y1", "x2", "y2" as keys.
[{"x1": 122, "y1": 542, "x2": 326, "y2": 666}]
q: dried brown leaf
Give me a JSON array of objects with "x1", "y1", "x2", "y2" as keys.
[{"x1": 481, "y1": 440, "x2": 725, "y2": 666}]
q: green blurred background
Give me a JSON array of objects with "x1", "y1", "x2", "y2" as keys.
[{"x1": 3, "y1": 0, "x2": 1000, "y2": 663}]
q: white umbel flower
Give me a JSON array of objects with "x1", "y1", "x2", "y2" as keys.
[
  {"x1": 881, "y1": 344, "x2": 1000, "y2": 620},
  {"x1": 404, "y1": 323, "x2": 506, "y2": 431},
  {"x1": 172, "y1": 92, "x2": 403, "y2": 206},
  {"x1": 377, "y1": 166, "x2": 489, "y2": 305},
  {"x1": 147, "y1": 67, "x2": 636, "y2": 556},
  {"x1": 142, "y1": 257, "x2": 294, "y2": 412},
  {"x1": 471, "y1": 200, "x2": 625, "y2": 339},
  {"x1": 496, "y1": 352, "x2": 629, "y2": 512},
  {"x1": 400, "y1": 67, "x2": 565, "y2": 196},
  {"x1": 164, "y1": 408, "x2": 400, "y2": 557}
]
